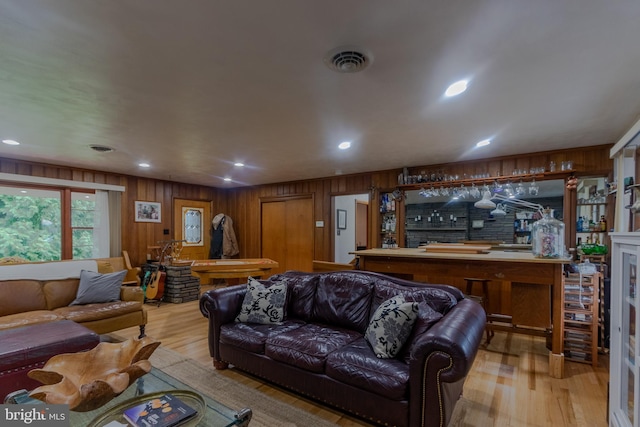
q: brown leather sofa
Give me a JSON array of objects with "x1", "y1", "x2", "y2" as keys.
[
  {"x1": 0, "y1": 257, "x2": 147, "y2": 337},
  {"x1": 200, "y1": 270, "x2": 486, "y2": 427}
]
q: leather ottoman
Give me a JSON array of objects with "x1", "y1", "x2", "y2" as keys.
[{"x1": 0, "y1": 320, "x2": 100, "y2": 400}]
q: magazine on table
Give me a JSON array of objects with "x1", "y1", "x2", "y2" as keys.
[{"x1": 123, "y1": 393, "x2": 198, "y2": 427}]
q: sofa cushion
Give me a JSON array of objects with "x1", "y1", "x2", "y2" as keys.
[
  {"x1": 270, "y1": 272, "x2": 319, "y2": 321},
  {"x1": 235, "y1": 278, "x2": 287, "y2": 324},
  {"x1": 220, "y1": 320, "x2": 305, "y2": 354},
  {"x1": 326, "y1": 337, "x2": 410, "y2": 400},
  {"x1": 312, "y1": 272, "x2": 374, "y2": 332},
  {"x1": 365, "y1": 296, "x2": 418, "y2": 358},
  {"x1": 373, "y1": 282, "x2": 458, "y2": 315},
  {"x1": 265, "y1": 323, "x2": 361, "y2": 373},
  {"x1": 43, "y1": 279, "x2": 80, "y2": 309},
  {"x1": 399, "y1": 302, "x2": 444, "y2": 363},
  {"x1": 0, "y1": 310, "x2": 65, "y2": 331},
  {"x1": 70, "y1": 269, "x2": 126, "y2": 306},
  {"x1": 54, "y1": 301, "x2": 142, "y2": 322},
  {"x1": 0, "y1": 280, "x2": 47, "y2": 316}
]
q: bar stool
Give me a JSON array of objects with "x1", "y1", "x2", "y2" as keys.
[{"x1": 464, "y1": 277, "x2": 495, "y2": 344}]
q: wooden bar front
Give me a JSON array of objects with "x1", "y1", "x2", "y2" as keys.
[{"x1": 351, "y1": 248, "x2": 566, "y2": 378}]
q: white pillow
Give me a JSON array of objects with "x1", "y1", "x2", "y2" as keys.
[
  {"x1": 235, "y1": 277, "x2": 287, "y2": 324},
  {"x1": 365, "y1": 295, "x2": 419, "y2": 358},
  {"x1": 70, "y1": 269, "x2": 126, "y2": 306}
]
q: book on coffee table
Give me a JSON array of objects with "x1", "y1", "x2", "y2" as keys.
[{"x1": 123, "y1": 392, "x2": 197, "y2": 427}]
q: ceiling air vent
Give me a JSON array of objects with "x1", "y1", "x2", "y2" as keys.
[
  {"x1": 324, "y1": 47, "x2": 372, "y2": 73},
  {"x1": 89, "y1": 145, "x2": 115, "y2": 153}
]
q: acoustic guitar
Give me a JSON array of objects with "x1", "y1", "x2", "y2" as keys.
[{"x1": 145, "y1": 267, "x2": 166, "y2": 300}]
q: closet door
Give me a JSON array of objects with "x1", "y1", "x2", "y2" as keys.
[{"x1": 261, "y1": 196, "x2": 313, "y2": 274}]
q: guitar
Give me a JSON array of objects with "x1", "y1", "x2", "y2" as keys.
[{"x1": 145, "y1": 267, "x2": 166, "y2": 300}]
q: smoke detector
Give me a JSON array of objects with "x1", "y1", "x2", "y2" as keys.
[
  {"x1": 324, "y1": 47, "x2": 372, "y2": 73},
  {"x1": 89, "y1": 145, "x2": 115, "y2": 153}
]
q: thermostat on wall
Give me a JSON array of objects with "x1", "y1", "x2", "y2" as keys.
[{"x1": 472, "y1": 220, "x2": 484, "y2": 229}]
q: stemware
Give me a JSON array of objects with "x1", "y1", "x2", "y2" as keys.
[
  {"x1": 529, "y1": 178, "x2": 539, "y2": 196},
  {"x1": 469, "y1": 183, "x2": 481, "y2": 198}
]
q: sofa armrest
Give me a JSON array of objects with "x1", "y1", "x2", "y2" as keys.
[
  {"x1": 199, "y1": 285, "x2": 247, "y2": 360},
  {"x1": 408, "y1": 298, "x2": 486, "y2": 427},
  {"x1": 120, "y1": 286, "x2": 144, "y2": 303}
]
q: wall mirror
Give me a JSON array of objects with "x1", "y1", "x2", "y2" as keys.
[{"x1": 403, "y1": 179, "x2": 565, "y2": 247}]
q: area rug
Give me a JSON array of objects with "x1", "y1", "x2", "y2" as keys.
[{"x1": 149, "y1": 346, "x2": 339, "y2": 427}]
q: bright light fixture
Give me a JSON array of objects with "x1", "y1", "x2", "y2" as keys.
[
  {"x1": 20, "y1": 190, "x2": 27, "y2": 194},
  {"x1": 338, "y1": 141, "x2": 351, "y2": 150},
  {"x1": 491, "y1": 205, "x2": 507, "y2": 216},
  {"x1": 223, "y1": 177, "x2": 232, "y2": 182},
  {"x1": 476, "y1": 139, "x2": 491, "y2": 147},
  {"x1": 474, "y1": 191, "x2": 497, "y2": 209},
  {"x1": 138, "y1": 162, "x2": 150, "y2": 168},
  {"x1": 2, "y1": 139, "x2": 20, "y2": 145},
  {"x1": 444, "y1": 80, "x2": 468, "y2": 97},
  {"x1": 234, "y1": 162, "x2": 244, "y2": 167}
]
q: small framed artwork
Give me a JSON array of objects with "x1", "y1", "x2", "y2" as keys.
[
  {"x1": 135, "y1": 201, "x2": 162, "y2": 223},
  {"x1": 337, "y1": 209, "x2": 347, "y2": 230}
]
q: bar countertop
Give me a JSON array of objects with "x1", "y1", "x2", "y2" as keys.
[{"x1": 351, "y1": 247, "x2": 569, "y2": 264}]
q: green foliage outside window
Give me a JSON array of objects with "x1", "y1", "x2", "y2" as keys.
[{"x1": 0, "y1": 195, "x2": 62, "y2": 261}]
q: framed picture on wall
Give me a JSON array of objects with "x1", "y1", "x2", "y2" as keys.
[
  {"x1": 337, "y1": 209, "x2": 347, "y2": 229},
  {"x1": 135, "y1": 201, "x2": 161, "y2": 223}
]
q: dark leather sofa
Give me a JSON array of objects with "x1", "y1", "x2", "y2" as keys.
[{"x1": 199, "y1": 270, "x2": 486, "y2": 427}]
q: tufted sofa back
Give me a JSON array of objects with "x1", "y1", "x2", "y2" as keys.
[
  {"x1": 0, "y1": 279, "x2": 81, "y2": 316},
  {"x1": 269, "y1": 270, "x2": 462, "y2": 334}
]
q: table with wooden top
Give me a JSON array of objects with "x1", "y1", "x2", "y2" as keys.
[
  {"x1": 351, "y1": 247, "x2": 569, "y2": 378},
  {"x1": 189, "y1": 258, "x2": 279, "y2": 284}
]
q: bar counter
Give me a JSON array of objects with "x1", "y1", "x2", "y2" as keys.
[{"x1": 351, "y1": 248, "x2": 568, "y2": 378}]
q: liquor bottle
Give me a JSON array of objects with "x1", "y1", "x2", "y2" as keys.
[
  {"x1": 599, "y1": 215, "x2": 607, "y2": 232},
  {"x1": 577, "y1": 216, "x2": 584, "y2": 232}
]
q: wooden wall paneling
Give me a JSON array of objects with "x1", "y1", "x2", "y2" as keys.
[{"x1": 501, "y1": 158, "x2": 516, "y2": 176}]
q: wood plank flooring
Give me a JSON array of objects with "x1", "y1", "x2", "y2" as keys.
[{"x1": 109, "y1": 285, "x2": 610, "y2": 427}]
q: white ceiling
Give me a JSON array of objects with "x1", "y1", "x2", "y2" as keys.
[{"x1": 0, "y1": 1, "x2": 639, "y2": 188}]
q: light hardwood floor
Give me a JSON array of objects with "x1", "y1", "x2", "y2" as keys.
[{"x1": 109, "y1": 285, "x2": 610, "y2": 427}]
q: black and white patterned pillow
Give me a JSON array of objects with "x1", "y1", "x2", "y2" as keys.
[
  {"x1": 365, "y1": 295, "x2": 419, "y2": 358},
  {"x1": 235, "y1": 277, "x2": 287, "y2": 324}
]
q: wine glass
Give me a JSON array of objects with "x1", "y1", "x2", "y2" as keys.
[{"x1": 529, "y1": 179, "x2": 539, "y2": 196}]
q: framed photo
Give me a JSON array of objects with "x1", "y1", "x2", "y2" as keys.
[
  {"x1": 135, "y1": 201, "x2": 161, "y2": 223},
  {"x1": 337, "y1": 209, "x2": 347, "y2": 230}
]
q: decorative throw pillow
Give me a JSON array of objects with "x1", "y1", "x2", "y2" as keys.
[
  {"x1": 235, "y1": 277, "x2": 287, "y2": 324},
  {"x1": 365, "y1": 295, "x2": 419, "y2": 358},
  {"x1": 70, "y1": 269, "x2": 126, "y2": 305}
]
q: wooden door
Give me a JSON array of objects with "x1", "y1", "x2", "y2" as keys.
[
  {"x1": 355, "y1": 200, "x2": 368, "y2": 249},
  {"x1": 173, "y1": 199, "x2": 212, "y2": 261},
  {"x1": 261, "y1": 196, "x2": 314, "y2": 274}
]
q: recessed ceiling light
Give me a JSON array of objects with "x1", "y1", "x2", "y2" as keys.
[
  {"x1": 444, "y1": 80, "x2": 468, "y2": 97},
  {"x1": 223, "y1": 177, "x2": 232, "y2": 182},
  {"x1": 234, "y1": 162, "x2": 244, "y2": 167},
  {"x1": 2, "y1": 139, "x2": 20, "y2": 145},
  {"x1": 138, "y1": 162, "x2": 151, "y2": 168},
  {"x1": 20, "y1": 190, "x2": 27, "y2": 194},
  {"x1": 338, "y1": 141, "x2": 351, "y2": 150},
  {"x1": 476, "y1": 139, "x2": 491, "y2": 147}
]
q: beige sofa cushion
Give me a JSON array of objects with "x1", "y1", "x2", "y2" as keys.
[
  {"x1": 54, "y1": 301, "x2": 143, "y2": 323},
  {"x1": 42, "y1": 279, "x2": 80, "y2": 310},
  {"x1": 0, "y1": 280, "x2": 47, "y2": 316},
  {"x1": 0, "y1": 310, "x2": 64, "y2": 330}
]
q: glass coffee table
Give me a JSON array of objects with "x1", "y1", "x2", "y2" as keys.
[{"x1": 5, "y1": 367, "x2": 251, "y2": 427}]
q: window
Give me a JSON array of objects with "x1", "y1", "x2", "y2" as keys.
[
  {"x1": 0, "y1": 185, "x2": 101, "y2": 261},
  {"x1": 71, "y1": 192, "x2": 96, "y2": 259},
  {"x1": 0, "y1": 186, "x2": 62, "y2": 261}
]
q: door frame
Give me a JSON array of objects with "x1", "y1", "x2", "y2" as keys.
[{"x1": 330, "y1": 192, "x2": 370, "y2": 262}]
